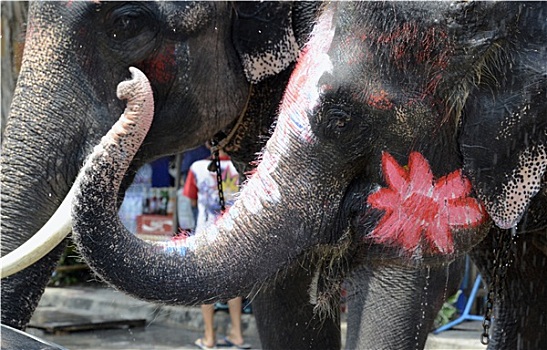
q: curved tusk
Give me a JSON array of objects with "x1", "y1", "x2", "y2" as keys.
[
  {"x1": 2, "y1": 67, "x2": 153, "y2": 279},
  {"x1": 1, "y1": 185, "x2": 74, "y2": 278}
]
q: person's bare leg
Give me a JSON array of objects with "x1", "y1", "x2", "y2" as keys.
[
  {"x1": 200, "y1": 304, "x2": 216, "y2": 347},
  {"x1": 227, "y1": 297, "x2": 245, "y2": 346}
]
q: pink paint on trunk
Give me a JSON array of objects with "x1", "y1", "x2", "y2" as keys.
[{"x1": 275, "y1": 8, "x2": 336, "y2": 151}]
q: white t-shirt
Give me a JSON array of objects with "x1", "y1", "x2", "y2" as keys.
[{"x1": 183, "y1": 157, "x2": 240, "y2": 233}]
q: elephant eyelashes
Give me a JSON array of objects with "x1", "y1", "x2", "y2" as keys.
[
  {"x1": 112, "y1": 16, "x2": 139, "y2": 37},
  {"x1": 100, "y1": 4, "x2": 160, "y2": 63},
  {"x1": 105, "y1": 5, "x2": 156, "y2": 43},
  {"x1": 324, "y1": 109, "x2": 352, "y2": 135}
]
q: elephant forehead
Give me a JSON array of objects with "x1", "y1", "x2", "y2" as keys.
[
  {"x1": 159, "y1": 2, "x2": 212, "y2": 34},
  {"x1": 324, "y1": 2, "x2": 526, "y2": 109}
]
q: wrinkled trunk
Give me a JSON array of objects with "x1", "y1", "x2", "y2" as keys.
[
  {"x1": 1, "y1": 1, "x2": 28, "y2": 141},
  {"x1": 71, "y1": 7, "x2": 348, "y2": 305},
  {"x1": 73, "y1": 144, "x2": 347, "y2": 301},
  {"x1": 71, "y1": 59, "x2": 349, "y2": 304},
  {"x1": 345, "y1": 259, "x2": 464, "y2": 350},
  {"x1": 0, "y1": 4, "x2": 117, "y2": 329}
]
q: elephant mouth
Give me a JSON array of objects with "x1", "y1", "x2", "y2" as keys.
[{"x1": 345, "y1": 151, "x2": 491, "y2": 265}]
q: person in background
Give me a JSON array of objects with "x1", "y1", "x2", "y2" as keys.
[
  {"x1": 176, "y1": 145, "x2": 210, "y2": 231},
  {"x1": 183, "y1": 147, "x2": 251, "y2": 350}
]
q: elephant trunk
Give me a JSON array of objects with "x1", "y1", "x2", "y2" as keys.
[
  {"x1": 72, "y1": 61, "x2": 347, "y2": 303},
  {"x1": 0, "y1": 4, "x2": 96, "y2": 328}
]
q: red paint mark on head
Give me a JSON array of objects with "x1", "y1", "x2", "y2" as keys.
[
  {"x1": 141, "y1": 45, "x2": 176, "y2": 85},
  {"x1": 67, "y1": 0, "x2": 100, "y2": 7},
  {"x1": 283, "y1": 9, "x2": 335, "y2": 117},
  {"x1": 374, "y1": 22, "x2": 450, "y2": 72},
  {"x1": 423, "y1": 74, "x2": 443, "y2": 99},
  {"x1": 418, "y1": 27, "x2": 449, "y2": 69},
  {"x1": 352, "y1": 23, "x2": 453, "y2": 115},
  {"x1": 376, "y1": 22, "x2": 419, "y2": 63},
  {"x1": 367, "y1": 90, "x2": 394, "y2": 110},
  {"x1": 367, "y1": 152, "x2": 486, "y2": 255}
]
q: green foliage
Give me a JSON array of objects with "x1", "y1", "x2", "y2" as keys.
[
  {"x1": 47, "y1": 241, "x2": 96, "y2": 287},
  {"x1": 434, "y1": 290, "x2": 461, "y2": 329}
]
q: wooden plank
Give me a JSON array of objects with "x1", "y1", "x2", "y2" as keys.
[{"x1": 29, "y1": 319, "x2": 146, "y2": 335}]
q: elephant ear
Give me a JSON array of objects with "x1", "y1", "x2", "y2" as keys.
[
  {"x1": 460, "y1": 75, "x2": 547, "y2": 230},
  {"x1": 232, "y1": 2, "x2": 300, "y2": 84}
]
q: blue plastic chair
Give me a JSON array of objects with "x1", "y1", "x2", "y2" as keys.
[{"x1": 433, "y1": 274, "x2": 484, "y2": 334}]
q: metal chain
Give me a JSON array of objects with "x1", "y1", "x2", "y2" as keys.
[
  {"x1": 481, "y1": 287, "x2": 495, "y2": 344},
  {"x1": 481, "y1": 228, "x2": 515, "y2": 345},
  {"x1": 205, "y1": 87, "x2": 251, "y2": 211},
  {"x1": 208, "y1": 139, "x2": 226, "y2": 212}
]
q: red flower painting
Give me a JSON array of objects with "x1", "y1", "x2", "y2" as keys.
[{"x1": 367, "y1": 152, "x2": 486, "y2": 254}]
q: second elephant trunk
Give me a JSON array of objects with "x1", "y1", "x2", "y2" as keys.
[{"x1": 72, "y1": 66, "x2": 346, "y2": 304}]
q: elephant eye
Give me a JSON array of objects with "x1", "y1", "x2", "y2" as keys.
[
  {"x1": 106, "y1": 6, "x2": 154, "y2": 42},
  {"x1": 326, "y1": 109, "x2": 352, "y2": 133},
  {"x1": 113, "y1": 15, "x2": 138, "y2": 37},
  {"x1": 101, "y1": 4, "x2": 159, "y2": 61}
]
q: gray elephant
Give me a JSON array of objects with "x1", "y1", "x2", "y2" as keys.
[
  {"x1": 1, "y1": 2, "x2": 340, "y2": 349},
  {"x1": 62, "y1": 2, "x2": 545, "y2": 350}
]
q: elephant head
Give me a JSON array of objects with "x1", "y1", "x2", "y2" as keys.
[
  {"x1": 303, "y1": 1, "x2": 545, "y2": 258},
  {"x1": 0, "y1": 1, "x2": 320, "y2": 329}
]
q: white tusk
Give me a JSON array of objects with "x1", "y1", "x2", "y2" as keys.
[
  {"x1": 0, "y1": 185, "x2": 75, "y2": 278},
  {"x1": 1, "y1": 67, "x2": 152, "y2": 279}
]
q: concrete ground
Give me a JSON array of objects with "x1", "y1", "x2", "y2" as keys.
[{"x1": 24, "y1": 287, "x2": 486, "y2": 350}]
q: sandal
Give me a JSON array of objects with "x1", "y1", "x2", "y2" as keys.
[
  {"x1": 195, "y1": 338, "x2": 217, "y2": 349},
  {"x1": 223, "y1": 336, "x2": 252, "y2": 349}
]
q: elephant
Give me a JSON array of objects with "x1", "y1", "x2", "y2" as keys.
[
  {"x1": 4, "y1": 2, "x2": 546, "y2": 350},
  {"x1": 1, "y1": 2, "x2": 343, "y2": 349},
  {"x1": 59, "y1": 1, "x2": 545, "y2": 350}
]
